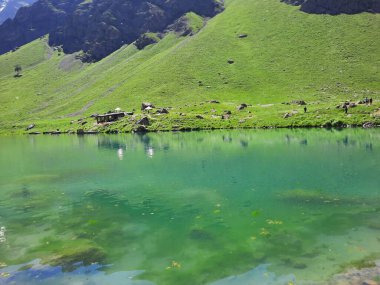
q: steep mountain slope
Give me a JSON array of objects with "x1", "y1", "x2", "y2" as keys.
[
  {"x1": 0, "y1": 0, "x2": 36, "y2": 24},
  {"x1": 0, "y1": 0, "x2": 379, "y2": 133},
  {"x1": 0, "y1": 0, "x2": 223, "y2": 60}
]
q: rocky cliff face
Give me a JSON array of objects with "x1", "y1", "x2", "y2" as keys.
[
  {"x1": 0, "y1": 0, "x2": 82, "y2": 54},
  {"x1": 0, "y1": 0, "x2": 36, "y2": 24},
  {"x1": 282, "y1": 0, "x2": 380, "y2": 14},
  {"x1": 0, "y1": 0, "x2": 223, "y2": 61}
]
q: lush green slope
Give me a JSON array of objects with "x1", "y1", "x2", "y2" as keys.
[{"x1": 0, "y1": 0, "x2": 379, "y2": 134}]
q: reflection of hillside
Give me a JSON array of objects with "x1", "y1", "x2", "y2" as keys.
[
  {"x1": 0, "y1": 129, "x2": 380, "y2": 285},
  {"x1": 97, "y1": 136, "x2": 126, "y2": 151},
  {"x1": 95, "y1": 129, "x2": 378, "y2": 156}
]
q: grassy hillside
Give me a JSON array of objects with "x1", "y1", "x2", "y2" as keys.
[{"x1": 0, "y1": 0, "x2": 379, "y2": 134}]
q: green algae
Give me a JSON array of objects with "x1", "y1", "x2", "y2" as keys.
[
  {"x1": 340, "y1": 255, "x2": 378, "y2": 270},
  {"x1": 279, "y1": 189, "x2": 346, "y2": 205},
  {"x1": 28, "y1": 238, "x2": 106, "y2": 271},
  {"x1": 0, "y1": 129, "x2": 380, "y2": 284}
]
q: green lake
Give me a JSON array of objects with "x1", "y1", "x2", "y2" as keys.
[{"x1": 0, "y1": 129, "x2": 379, "y2": 284}]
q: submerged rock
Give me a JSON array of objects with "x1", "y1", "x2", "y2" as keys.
[
  {"x1": 280, "y1": 189, "x2": 337, "y2": 204},
  {"x1": 329, "y1": 260, "x2": 380, "y2": 285},
  {"x1": 48, "y1": 245, "x2": 106, "y2": 272},
  {"x1": 208, "y1": 264, "x2": 296, "y2": 285},
  {"x1": 189, "y1": 228, "x2": 213, "y2": 241}
]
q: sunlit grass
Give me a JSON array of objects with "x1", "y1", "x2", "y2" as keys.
[{"x1": 0, "y1": 0, "x2": 379, "y2": 134}]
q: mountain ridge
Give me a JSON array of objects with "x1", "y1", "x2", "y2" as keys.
[
  {"x1": 282, "y1": 0, "x2": 380, "y2": 14},
  {"x1": 1, "y1": 0, "x2": 379, "y2": 61},
  {"x1": 0, "y1": 0, "x2": 36, "y2": 24},
  {"x1": 0, "y1": 0, "x2": 223, "y2": 61}
]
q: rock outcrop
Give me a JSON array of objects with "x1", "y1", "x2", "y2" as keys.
[
  {"x1": 0, "y1": 0, "x2": 223, "y2": 60},
  {"x1": 282, "y1": 0, "x2": 380, "y2": 15},
  {"x1": 0, "y1": 0, "x2": 37, "y2": 24}
]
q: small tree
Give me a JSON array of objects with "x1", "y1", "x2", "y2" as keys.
[{"x1": 14, "y1": 65, "x2": 22, "y2": 77}]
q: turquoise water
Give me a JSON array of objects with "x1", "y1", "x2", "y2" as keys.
[{"x1": 0, "y1": 129, "x2": 379, "y2": 285}]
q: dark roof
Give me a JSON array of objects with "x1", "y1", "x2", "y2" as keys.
[{"x1": 96, "y1": 112, "x2": 125, "y2": 118}]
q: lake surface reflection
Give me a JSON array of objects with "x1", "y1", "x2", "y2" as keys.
[{"x1": 0, "y1": 129, "x2": 379, "y2": 285}]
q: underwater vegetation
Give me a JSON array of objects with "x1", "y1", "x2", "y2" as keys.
[
  {"x1": 279, "y1": 188, "x2": 380, "y2": 207},
  {"x1": 0, "y1": 130, "x2": 380, "y2": 284}
]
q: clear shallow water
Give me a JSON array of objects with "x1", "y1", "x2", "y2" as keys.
[{"x1": 0, "y1": 129, "x2": 379, "y2": 285}]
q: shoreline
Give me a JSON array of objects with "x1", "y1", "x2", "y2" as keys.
[
  {"x1": 25, "y1": 124, "x2": 380, "y2": 136},
  {"x1": 0, "y1": 120, "x2": 378, "y2": 136},
  {"x1": 1, "y1": 100, "x2": 379, "y2": 136}
]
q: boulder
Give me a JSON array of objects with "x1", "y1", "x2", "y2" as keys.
[
  {"x1": 137, "y1": 117, "x2": 150, "y2": 126},
  {"x1": 222, "y1": 114, "x2": 230, "y2": 120},
  {"x1": 237, "y1": 103, "x2": 248, "y2": 111},
  {"x1": 227, "y1": 59, "x2": 235, "y2": 64},
  {"x1": 363, "y1": 122, "x2": 375, "y2": 128},
  {"x1": 156, "y1": 108, "x2": 169, "y2": 114},
  {"x1": 141, "y1": 102, "x2": 155, "y2": 111},
  {"x1": 196, "y1": 115, "x2": 204, "y2": 119},
  {"x1": 238, "y1": 34, "x2": 248, "y2": 38},
  {"x1": 26, "y1": 124, "x2": 35, "y2": 131},
  {"x1": 224, "y1": 110, "x2": 232, "y2": 115},
  {"x1": 209, "y1": 100, "x2": 220, "y2": 104},
  {"x1": 291, "y1": 100, "x2": 307, "y2": 105}
]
